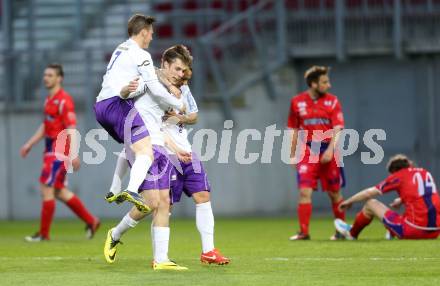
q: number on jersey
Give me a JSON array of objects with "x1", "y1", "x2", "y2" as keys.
[
  {"x1": 107, "y1": 50, "x2": 122, "y2": 72},
  {"x1": 413, "y1": 172, "x2": 437, "y2": 196}
]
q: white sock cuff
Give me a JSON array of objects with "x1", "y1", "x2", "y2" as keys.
[
  {"x1": 196, "y1": 201, "x2": 212, "y2": 210},
  {"x1": 125, "y1": 213, "x2": 139, "y2": 228},
  {"x1": 153, "y1": 226, "x2": 170, "y2": 241}
]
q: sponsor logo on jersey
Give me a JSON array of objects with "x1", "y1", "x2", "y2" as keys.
[{"x1": 303, "y1": 118, "x2": 330, "y2": 126}]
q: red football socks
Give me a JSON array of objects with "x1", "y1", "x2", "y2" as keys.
[
  {"x1": 39, "y1": 199, "x2": 55, "y2": 239},
  {"x1": 332, "y1": 199, "x2": 346, "y2": 221},
  {"x1": 350, "y1": 211, "x2": 373, "y2": 238},
  {"x1": 65, "y1": 195, "x2": 95, "y2": 225},
  {"x1": 298, "y1": 203, "x2": 312, "y2": 234}
]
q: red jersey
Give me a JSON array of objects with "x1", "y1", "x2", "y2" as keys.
[
  {"x1": 43, "y1": 88, "x2": 77, "y2": 154},
  {"x1": 376, "y1": 167, "x2": 440, "y2": 229},
  {"x1": 287, "y1": 92, "x2": 344, "y2": 142}
]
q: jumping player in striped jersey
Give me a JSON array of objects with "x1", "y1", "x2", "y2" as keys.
[
  {"x1": 335, "y1": 154, "x2": 440, "y2": 240},
  {"x1": 94, "y1": 14, "x2": 184, "y2": 212},
  {"x1": 103, "y1": 45, "x2": 192, "y2": 271}
]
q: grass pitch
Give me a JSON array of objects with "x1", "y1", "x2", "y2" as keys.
[{"x1": 1, "y1": 217, "x2": 439, "y2": 286}]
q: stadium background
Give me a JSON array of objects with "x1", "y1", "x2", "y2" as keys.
[{"x1": 1, "y1": 0, "x2": 440, "y2": 220}]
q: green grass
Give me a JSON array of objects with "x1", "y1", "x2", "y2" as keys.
[{"x1": 1, "y1": 218, "x2": 440, "y2": 286}]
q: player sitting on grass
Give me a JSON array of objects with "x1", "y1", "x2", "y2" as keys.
[{"x1": 335, "y1": 154, "x2": 440, "y2": 240}]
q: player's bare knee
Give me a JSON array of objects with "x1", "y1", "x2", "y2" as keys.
[
  {"x1": 129, "y1": 207, "x2": 147, "y2": 220},
  {"x1": 365, "y1": 198, "x2": 379, "y2": 208},
  {"x1": 158, "y1": 195, "x2": 170, "y2": 208},
  {"x1": 149, "y1": 199, "x2": 160, "y2": 210},
  {"x1": 193, "y1": 191, "x2": 210, "y2": 204},
  {"x1": 328, "y1": 190, "x2": 343, "y2": 203},
  {"x1": 40, "y1": 185, "x2": 55, "y2": 200},
  {"x1": 146, "y1": 193, "x2": 160, "y2": 210},
  {"x1": 363, "y1": 199, "x2": 378, "y2": 215},
  {"x1": 299, "y1": 189, "x2": 312, "y2": 203},
  {"x1": 54, "y1": 188, "x2": 73, "y2": 202},
  {"x1": 54, "y1": 190, "x2": 63, "y2": 201},
  {"x1": 131, "y1": 137, "x2": 153, "y2": 158}
]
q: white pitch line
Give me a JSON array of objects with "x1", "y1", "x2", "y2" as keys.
[
  {"x1": 0, "y1": 256, "x2": 94, "y2": 261},
  {"x1": 265, "y1": 257, "x2": 440, "y2": 261}
]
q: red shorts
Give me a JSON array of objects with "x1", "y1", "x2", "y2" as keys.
[
  {"x1": 39, "y1": 153, "x2": 68, "y2": 189},
  {"x1": 296, "y1": 145, "x2": 345, "y2": 192},
  {"x1": 382, "y1": 210, "x2": 440, "y2": 239}
]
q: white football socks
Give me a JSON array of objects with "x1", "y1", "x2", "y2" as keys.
[
  {"x1": 109, "y1": 150, "x2": 129, "y2": 194},
  {"x1": 150, "y1": 221, "x2": 155, "y2": 257},
  {"x1": 153, "y1": 226, "x2": 170, "y2": 263},
  {"x1": 127, "y1": 154, "x2": 152, "y2": 193},
  {"x1": 112, "y1": 213, "x2": 139, "y2": 241},
  {"x1": 196, "y1": 201, "x2": 215, "y2": 253}
]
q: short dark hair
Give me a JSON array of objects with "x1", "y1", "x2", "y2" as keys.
[
  {"x1": 304, "y1": 66, "x2": 329, "y2": 87},
  {"x1": 46, "y1": 63, "x2": 64, "y2": 77},
  {"x1": 127, "y1": 14, "x2": 155, "y2": 37},
  {"x1": 387, "y1": 154, "x2": 412, "y2": 173},
  {"x1": 161, "y1": 45, "x2": 193, "y2": 68}
]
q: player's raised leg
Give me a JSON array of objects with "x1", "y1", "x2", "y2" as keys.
[
  {"x1": 121, "y1": 135, "x2": 154, "y2": 212},
  {"x1": 104, "y1": 189, "x2": 159, "y2": 263},
  {"x1": 335, "y1": 199, "x2": 387, "y2": 239},
  {"x1": 105, "y1": 148, "x2": 129, "y2": 203}
]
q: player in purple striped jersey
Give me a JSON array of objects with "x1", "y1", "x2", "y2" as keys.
[
  {"x1": 162, "y1": 68, "x2": 230, "y2": 265},
  {"x1": 103, "y1": 45, "x2": 192, "y2": 271},
  {"x1": 94, "y1": 14, "x2": 184, "y2": 213}
]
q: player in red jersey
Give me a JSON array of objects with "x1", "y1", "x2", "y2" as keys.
[
  {"x1": 20, "y1": 63, "x2": 100, "y2": 242},
  {"x1": 287, "y1": 66, "x2": 346, "y2": 240},
  {"x1": 335, "y1": 154, "x2": 440, "y2": 240}
]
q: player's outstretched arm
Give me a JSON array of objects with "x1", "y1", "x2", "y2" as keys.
[
  {"x1": 130, "y1": 51, "x2": 183, "y2": 109},
  {"x1": 67, "y1": 128, "x2": 81, "y2": 172},
  {"x1": 163, "y1": 133, "x2": 191, "y2": 163},
  {"x1": 143, "y1": 79, "x2": 183, "y2": 109},
  {"x1": 182, "y1": 112, "x2": 197, "y2": 125},
  {"x1": 389, "y1": 197, "x2": 402, "y2": 209},
  {"x1": 289, "y1": 128, "x2": 299, "y2": 167},
  {"x1": 120, "y1": 77, "x2": 140, "y2": 99},
  {"x1": 163, "y1": 109, "x2": 197, "y2": 125},
  {"x1": 20, "y1": 123, "x2": 45, "y2": 157},
  {"x1": 339, "y1": 187, "x2": 381, "y2": 211},
  {"x1": 321, "y1": 126, "x2": 343, "y2": 164}
]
